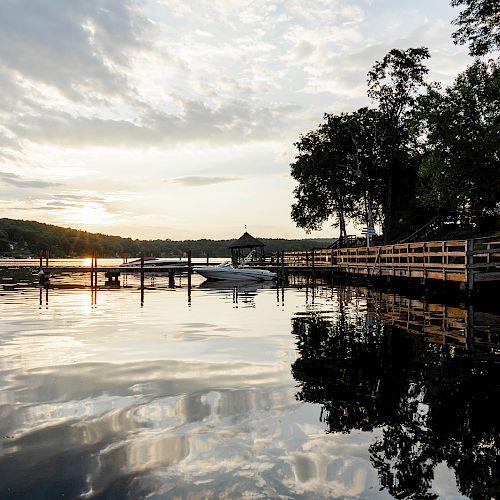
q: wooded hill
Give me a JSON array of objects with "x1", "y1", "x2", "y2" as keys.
[{"x1": 0, "y1": 218, "x2": 334, "y2": 258}]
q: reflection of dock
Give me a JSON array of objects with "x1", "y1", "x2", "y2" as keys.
[{"x1": 366, "y1": 289, "x2": 498, "y2": 349}]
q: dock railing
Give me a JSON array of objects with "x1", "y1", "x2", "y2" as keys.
[{"x1": 283, "y1": 237, "x2": 500, "y2": 287}]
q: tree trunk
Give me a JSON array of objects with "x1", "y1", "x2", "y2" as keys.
[
  {"x1": 366, "y1": 191, "x2": 375, "y2": 247},
  {"x1": 338, "y1": 199, "x2": 347, "y2": 247},
  {"x1": 384, "y1": 176, "x2": 392, "y2": 244}
]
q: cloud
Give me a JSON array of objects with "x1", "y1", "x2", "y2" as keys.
[
  {"x1": 0, "y1": 171, "x2": 63, "y2": 188},
  {"x1": 8, "y1": 99, "x2": 301, "y2": 148},
  {"x1": 0, "y1": 0, "x2": 150, "y2": 102},
  {"x1": 292, "y1": 40, "x2": 316, "y2": 61},
  {"x1": 171, "y1": 176, "x2": 241, "y2": 187}
]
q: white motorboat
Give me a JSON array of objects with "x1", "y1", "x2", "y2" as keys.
[
  {"x1": 195, "y1": 251, "x2": 276, "y2": 282},
  {"x1": 119, "y1": 257, "x2": 188, "y2": 267},
  {"x1": 195, "y1": 261, "x2": 276, "y2": 281}
]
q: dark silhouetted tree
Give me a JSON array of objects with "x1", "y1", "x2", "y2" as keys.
[
  {"x1": 367, "y1": 47, "x2": 431, "y2": 242},
  {"x1": 416, "y1": 59, "x2": 500, "y2": 229},
  {"x1": 451, "y1": 0, "x2": 500, "y2": 56}
]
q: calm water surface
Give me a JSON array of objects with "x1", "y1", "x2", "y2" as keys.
[{"x1": 0, "y1": 260, "x2": 499, "y2": 499}]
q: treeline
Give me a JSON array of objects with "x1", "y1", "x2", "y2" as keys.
[
  {"x1": 0, "y1": 218, "x2": 334, "y2": 258},
  {"x1": 291, "y1": 1, "x2": 500, "y2": 244}
]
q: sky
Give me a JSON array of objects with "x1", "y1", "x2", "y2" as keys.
[{"x1": 0, "y1": 0, "x2": 474, "y2": 241}]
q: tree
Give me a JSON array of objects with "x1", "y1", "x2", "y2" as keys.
[
  {"x1": 416, "y1": 59, "x2": 500, "y2": 228},
  {"x1": 451, "y1": 0, "x2": 500, "y2": 56},
  {"x1": 341, "y1": 107, "x2": 389, "y2": 237},
  {"x1": 367, "y1": 47, "x2": 431, "y2": 242},
  {"x1": 0, "y1": 238, "x2": 11, "y2": 254},
  {"x1": 291, "y1": 45, "x2": 432, "y2": 244},
  {"x1": 290, "y1": 114, "x2": 361, "y2": 243}
]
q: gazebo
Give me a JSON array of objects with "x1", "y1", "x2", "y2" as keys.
[{"x1": 229, "y1": 232, "x2": 265, "y2": 266}]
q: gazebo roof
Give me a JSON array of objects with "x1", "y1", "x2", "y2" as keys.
[{"x1": 229, "y1": 231, "x2": 265, "y2": 249}]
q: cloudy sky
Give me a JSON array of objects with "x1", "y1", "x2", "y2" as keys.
[{"x1": 0, "y1": 0, "x2": 473, "y2": 240}]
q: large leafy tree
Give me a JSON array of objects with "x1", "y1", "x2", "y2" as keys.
[
  {"x1": 367, "y1": 47, "x2": 431, "y2": 242},
  {"x1": 291, "y1": 113, "x2": 361, "y2": 243},
  {"x1": 416, "y1": 59, "x2": 500, "y2": 228},
  {"x1": 451, "y1": 0, "x2": 500, "y2": 56},
  {"x1": 291, "y1": 48, "x2": 431, "y2": 243},
  {"x1": 338, "y1": 107, "x2": 386, "y2": 232}
]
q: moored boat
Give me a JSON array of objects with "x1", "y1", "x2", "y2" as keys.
[
  {"x1": 195, "y1": 261, "x2": 276, "y2": 281},
  {"x1": 119, "y1": 257, "x2": 188, "y2": 267},
  {"x1": 195, "y1": 250, "x2": 276, "y2": 282}
]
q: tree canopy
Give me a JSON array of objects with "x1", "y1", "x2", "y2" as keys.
[
  {"x1": 451, "y1": 0, "x2": 500, "y2": 56},
  {"x1": 416, "y1": 59, "x2": 500, "y2": 228},
  {"x1": 290, "y1": 47, "x2": 500, "y2": 243}
]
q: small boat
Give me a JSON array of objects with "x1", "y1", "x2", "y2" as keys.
[
  {"x1": 119, "y1": 257, "x2": 188, "y2": 268},
  {"x1": 195, "y1": 251, "x2": 276, "y2": 282}
]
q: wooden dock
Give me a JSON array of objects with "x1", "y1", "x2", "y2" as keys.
[
  {"x1": 1, "y1": 237, "x2": 498, "y2": 291},
  {"x1": 280, "y1": 236, "x2": 500, "y2": 290}
]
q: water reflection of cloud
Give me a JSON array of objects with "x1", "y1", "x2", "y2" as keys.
[{"x1": 0, "y1": 354, "x2": 385, "y2": 499}]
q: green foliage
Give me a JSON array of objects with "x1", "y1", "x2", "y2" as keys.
[
  {"x1": 291, "y1": 48, "x2": 432, "y2": 242},
  {"x1": 367, "y1": 47, "x2": 431, "y2": 241},
  {"x1": 416, "y1": 59, "x2": 500, "y2": 225},
  {"x1": 0, "y1": 239, "x2": 11, "y2": 253},
  {"x1": 451, "y1": 0, "x2": 500, "y2": 56},
  {"x1": 367, "y1": 47, "x2": 431, "y2": 121},
  {"x1": 291, "y1": 46, "x2": 499, "y2": 242},
  {"x1": 291, "y1": 113, "x2": 361, "y2": 236}
]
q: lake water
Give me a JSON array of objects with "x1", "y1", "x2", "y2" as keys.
[{"x1": 0, "y1": 260, "x2": 499, "y2": 499}]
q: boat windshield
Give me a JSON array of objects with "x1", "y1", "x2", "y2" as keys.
[{"x1": 240, "y1": 250, "x2": 256, "y2": 267}]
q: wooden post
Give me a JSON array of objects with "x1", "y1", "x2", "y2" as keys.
[
  {"x1": 45, "y1": 249, "x2": 49, "y2": 268},
  {"x1": 281, "y1": 250, "x2": 285, "y2": 281},
  {"x1": 187, "y1": 250, "x2": 192, "y2": 292},
  {"x1": 90, "y1": 254, "x2": 94, "y2": 287},
  {"x1": 206, "y1": 252, "x2": 209, "y2": 265},
  {"x1": 39, "y1": 252, "x2": 43, "y2": 269},
  {"x1": 466, "y1": 303, "x2": 475, "y2": 353},
  {"x1": 466, "y1": 239, "x2": 474, "y2": 291},
  {"x1": 140, "y1": 251, "x2": 144, "y2": 289}
]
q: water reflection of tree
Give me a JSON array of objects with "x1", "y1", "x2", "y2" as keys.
[{"x1": 291, "y1": 297, "x2": 500, "y2": 499}]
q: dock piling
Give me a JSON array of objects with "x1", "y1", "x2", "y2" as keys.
[{"x1": 187, "y1": 250, "x2": 192, "y2": 298}]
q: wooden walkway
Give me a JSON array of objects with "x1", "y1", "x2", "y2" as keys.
[{"x1": 281, "y1": 237, "x2": 500, "y2": 289}]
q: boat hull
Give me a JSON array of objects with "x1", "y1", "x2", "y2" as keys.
[
  {"x1": 195, "y1": 266, "x2": 276, "y2": 281},
  {"x1": 119, "y1": 258, "x2": 188, "y2": 268}
]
